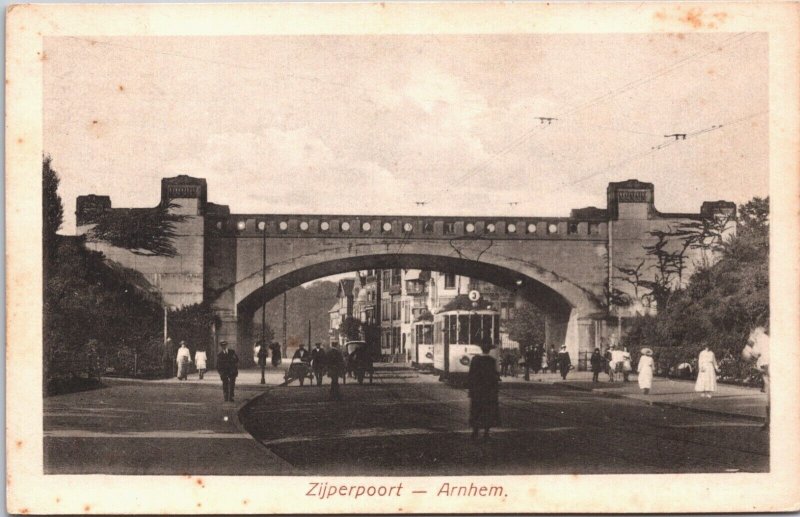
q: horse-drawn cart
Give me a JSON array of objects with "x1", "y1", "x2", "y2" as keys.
[{"x1": 284, "y1": 358, "x2": 314, "y2": 386}]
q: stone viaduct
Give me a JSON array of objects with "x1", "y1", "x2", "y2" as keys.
[{"x1": 76, "y1": 177, "x2": 735, "y2": 364}]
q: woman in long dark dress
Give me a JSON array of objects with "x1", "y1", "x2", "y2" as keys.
[{"x1": 467, "y1": 340, "x2": 500, "y2": 441}]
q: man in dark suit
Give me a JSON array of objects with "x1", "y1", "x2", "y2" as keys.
[
  {"x1": 327, "y1": 342, "x2": 345, "y2": 400},
  {"x1": 310, "y1": 343, "x2": 326, "y2": 387},
  {"x1": 217, "y1": 341, "x2": 239, "y2": 402}
]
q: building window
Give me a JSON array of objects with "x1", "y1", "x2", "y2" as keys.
[
  {"x1": 548, "y1": 223, "x2": 558, "y2": 234},
  {"x1": 391, "y1": 269, "x2": 401, "y2": 286},
  {"x1": 568, "y1": 222, "x2": 578, "y2": 234},
  {"x1": 486, "y1": 223, "x2": 496, "y2": 233},
  {"x1": 444, "y1": 273, "x2": 456, "y2": 289},
  {"x1": 443, "y1": 222, "x2": 455, "y2": 234},
  {"x1": 589, "y1": 223, "x2": 600, "y2": 235},
  {"x1": 507, "y1": 223, "x2": 517, "y2": 233},
  {"x1": 382, "y1": 270, "x2": 391, "y2": 289},
  {"x1": 527, "y1": 223, "x2": 537, "y2": 234},
  {"x1": 423, "y1": 222, "x2": 434, "y2": 234},
  {"x1": 341, "y1": 221, "x2": 351, "y2": 232}
]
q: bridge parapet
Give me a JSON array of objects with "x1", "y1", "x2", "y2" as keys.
[{"x1": 207, "y1": 214, "x2": 609, "y2": 241}]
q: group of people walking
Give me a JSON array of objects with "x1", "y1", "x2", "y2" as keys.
[
  {"x1": 166, "y1": 339, "x2": 208, "y2": 381},
  {"x1": 518, "y1": 344, "x2": 573, "y2": 381},
  {"x1": 590, "y1": 344, "x2": 634, "y2": 383}
]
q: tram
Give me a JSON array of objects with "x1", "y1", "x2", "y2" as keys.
[
  {"x1": 411, "y1": 319, "x2": 435, "y2": 370},
  {"x1": 432, "y1": 297, "x2": 501, "y2": 382}
]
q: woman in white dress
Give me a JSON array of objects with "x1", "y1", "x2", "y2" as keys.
[
  {"x1": 694, "y1": 345, "x2": 719, "y2": 397},
  {"x1": 637, "y1": 348, "x2": 654, "y2": 395},
  {"x1": 194, "y1": 349, "x2": 208, "y2": 380}
]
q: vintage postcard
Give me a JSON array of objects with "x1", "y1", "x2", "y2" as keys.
[{"x1": 6, "y1": 2, "x2": 800, "y2": 514}]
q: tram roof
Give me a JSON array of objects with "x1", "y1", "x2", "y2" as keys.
[{"x1": 437, "y1": 294, "x2": 497, "y2": 313}]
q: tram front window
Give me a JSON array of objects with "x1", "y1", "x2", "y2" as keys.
[
  {"x1": 458, "y1": 315, "x2": 470, "y2": 344},
  {"x1": 421, "y1": 325, "x2": 433, "y2": 344},
  {"x1": 447, "y1": 315, "x2": 457, "y2": 345},
  {"x1": 482, "y1": 315, "x2": 493, "y2": 345},
  {"x1": 470, "y1": 315, "x2": 483, "y2": 344}
]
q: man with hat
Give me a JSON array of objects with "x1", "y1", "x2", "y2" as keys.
[
  {"x1": 310, "y1": 342, "x2": 327, "y2": 387},
  {"x1": 326, "y1": 342, "x2": 345, "y2": 400},
  {"x1": 217, "y1": 341, "x2": 239, "y2": 402}
]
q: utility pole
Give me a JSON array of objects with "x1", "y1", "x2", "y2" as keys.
[
  {"x1": 261, "y1": 223, "x2": 266, "y2": 346},
  {"x1": 307, "y1": 319, "x2": 311, "y2": 347}
]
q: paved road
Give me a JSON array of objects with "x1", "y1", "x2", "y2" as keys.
[
  {"x1": 44, "y1": 380, "x2": 294, "y2": 475},
  {"x1": 241, "y1": 373, "x2": 769, "y2": 475}
]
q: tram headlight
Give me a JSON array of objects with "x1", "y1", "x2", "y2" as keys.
[
  {"x1": 459, "y1": 355, "x2": 471, "y2": 366},
  {"x1": 425, "y1": 352, "x2": 433, "y2": 359}
]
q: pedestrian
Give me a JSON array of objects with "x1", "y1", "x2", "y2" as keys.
[
  {"x1": 621, "y1": 346, "x2": 632, "y2": 383},
  {"x1": 256, "y1": 340, "x2": 268, "y2": 384},
  {"x1": 467, "y1": 339, "x2": 500, "y2": 441},
  {"x1": 310, "y1": 342, "x2": 326, "y2": 387},
  {"x1": 532, "y1": 345, "x2": 543, "y2": 375},
  {"x1": 547, "y1": 345, "x2": 558, "y2": 373},
  {"x1": 603, "y1": 345, "x2": 614, "y2": 382},
  {"x1": 500, "y1": 348, "x2": 510, "y2": 377},
  {"x1": 216, "y1": 341, "x2": 239, "y2": 402},
  {"x1": 327, "y1": 342, "x2": 345, "y2": 400},
  {"x1": 694, "y1": 344, "x2": 719, "y2": 398},
  {"x1": 590, "y1": 348, "x2": 604, "y2": 383},
  {"x1": 743, "y1": 326, "x2": 770, "y2": 430},
  {"x1": 269, "y1": 341, "x2": 282, "y2": 367},
  {"x1": 162, "y1": 337, "x2": 175, "y2": 379},
  {"x1": 523, "y1": 345, "x2": 535, "y2": 381},
  {"x1": 194, "y1": 348, "x2": 207, "y2": 380},
  {"x1": 637, "y1": 348, "x2": 654, "y2": 395},
  {"x1": 176, "y1": 340, "x2": 192, "y2": 380},
  {"x1": 557, "y1": 345, "x2": 572, "y2": 380},
  {"x1": 350, "y1": 343, "x2": 372, "y2": 384}
]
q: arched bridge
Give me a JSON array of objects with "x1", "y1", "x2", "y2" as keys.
[{"x1": 77, "y1": 176, "x2": 735, "y2": 362}]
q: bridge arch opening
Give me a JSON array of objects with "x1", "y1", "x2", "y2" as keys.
[
  {"x1": 229, "y1": 253, "x2": 598, "y2": 365},
  {"x1": 238, "y1": 254, "x2": 573, "y2": 317}
]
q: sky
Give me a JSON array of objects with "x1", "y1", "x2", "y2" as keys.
[{"x1": 44, "y1": 33, "x2": 768, "y2": 234}]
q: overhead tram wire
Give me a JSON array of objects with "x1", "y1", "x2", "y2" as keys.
[
  {"x1": 414, "y1": 32, "x2": 757, "y2": 207},
  {"x1": 554, "y1": 32, "x2": 754, "y2": 120},
  {"x1": 513, "y1": 109, "x2": 770, "y2": 202}
]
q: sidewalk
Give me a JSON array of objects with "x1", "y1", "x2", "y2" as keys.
[{"x1": 555, "y1": 372, "x2": 768, "y2": 421}]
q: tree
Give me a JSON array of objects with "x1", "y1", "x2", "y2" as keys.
[
  {"x1": 167, "y1": 303, "x2": 220, "y2": 355},
  {"x1": 43, "y1": 155, "x2": 64, "y2": 265},
  {"x1": 738, "y1": 196, "x2": 769, "y2": 236},
  {"x1": 87, "y1": 202, "x2": 188, "y2": 257},
  {"x1": 339, "y1": 316, "x2": 362, "y2": 342},
  {"x1": 624, "y1": 197, "x2": 769, "y2": 360},
  {"x1": 507, "y1": 300, "x2": 546, "y2": 349}
]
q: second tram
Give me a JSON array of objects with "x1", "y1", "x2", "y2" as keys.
[{"x1": 411, "y1": 320, "x2": 435, "y2": 370}]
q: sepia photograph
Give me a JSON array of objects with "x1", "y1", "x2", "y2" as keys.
[{"x1": 6, "y1": 2, "x2": 800, "y2": 514}]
